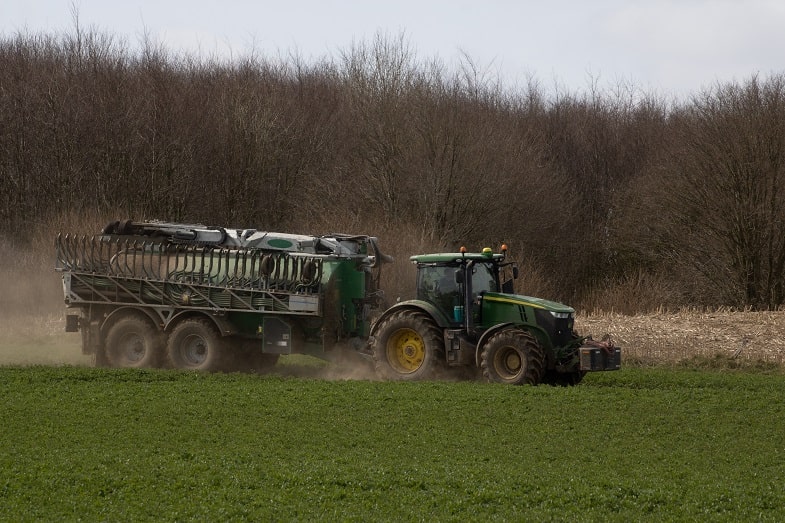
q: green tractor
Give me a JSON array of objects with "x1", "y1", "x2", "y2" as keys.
[{"x1": 369, "y1": 246, "x2": 620, "y2": 385}]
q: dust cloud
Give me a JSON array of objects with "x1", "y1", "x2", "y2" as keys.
[
  {"x1": 0, "y1": 317, "x2": 88, "y2": 366},
  {"x1": 271, "y1": 355, "x2": 381, "y2": 381},
  {"x1": 0, "y1": 236, "x2": 89, "y2": 366}
]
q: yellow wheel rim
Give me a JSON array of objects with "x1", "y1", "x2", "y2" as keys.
[
  {"x1": 493, "y1": 346, "x2": 523, "y2": 380},
  {"x1": 386, "y1": 328, "x2": 425, "y2": 373}
]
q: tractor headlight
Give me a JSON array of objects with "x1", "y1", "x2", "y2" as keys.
[{"x1": 550, "y1": 311, "x2": 573, "y2": 319}]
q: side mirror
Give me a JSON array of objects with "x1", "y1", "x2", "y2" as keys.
[
  {"x1": 454, "y1": 269, "x2": 464, "y2": 284},
  {"x1": 512, "y1": 266, "x2": 519, "y2": 279}
]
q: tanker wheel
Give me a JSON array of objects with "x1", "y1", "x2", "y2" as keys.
[
  {"x1": 372, "y1": 310, "x2": 444, "y2": 381},
  {"x1": 481, "y1": 328, "x2": 545, "y2": 385},
  {"x1": 166, "y1": 318, "x2": 225, "y2": 371},
  {"x1": 104, "y1": 316, "x2": 162, "y2": 368}
]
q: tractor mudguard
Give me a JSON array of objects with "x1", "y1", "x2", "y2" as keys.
[
  {"x1": 473, "y1": 322, "x2": 554, "y2": 367},
  {"x1": 370, "y1": 299, "x2": 453, "y2": 337}
]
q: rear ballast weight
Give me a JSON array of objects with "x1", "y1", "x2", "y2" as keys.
[{"x1": 56, "y1": 220, "x2": 620, "y2": 384}]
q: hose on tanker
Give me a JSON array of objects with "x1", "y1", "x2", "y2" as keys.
[{"x1": 369, "y1": 238, "x2": 393, "y2": 268}]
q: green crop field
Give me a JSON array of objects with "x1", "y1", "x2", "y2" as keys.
[{"x1": 1, "y1": 366, "x2": 783, "y2": 522}]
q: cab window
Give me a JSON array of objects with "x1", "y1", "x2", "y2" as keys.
[
  {"x1": 471, "y1": 263, "x2": 497, "y2": 295},
  {"x1": 417, "y1": 265, "x2": 461, "y2": 313}
]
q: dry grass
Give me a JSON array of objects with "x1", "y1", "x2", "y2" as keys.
[{"x1": 577, "y1": 308, "x2": 785, "y2": 367}]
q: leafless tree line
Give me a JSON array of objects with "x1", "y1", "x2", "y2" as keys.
[{"x1": 2, "y1": 28, "x2": 785, "y2": 311}]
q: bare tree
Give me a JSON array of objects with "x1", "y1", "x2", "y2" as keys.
[{"x1": 671, "y1": 75, "x2": 785, "y2": 309}]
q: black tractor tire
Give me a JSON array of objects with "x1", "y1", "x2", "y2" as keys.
[
  {"x1": 166, "y1": 318, "x2": 226, "y2": 371},
  {"x1": 371, "y1": 310, "x2": 445, "y2": 381},
  {"x1": 481, "y1": 328, "x2": 545, "y2": 385},
  {"x1": 104, "y1": 316, "x2": 163, "y2": 368}
]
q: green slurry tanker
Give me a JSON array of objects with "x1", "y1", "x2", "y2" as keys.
[{"x1": 56, "y1": 220, "x2": 620, "y2": 385}]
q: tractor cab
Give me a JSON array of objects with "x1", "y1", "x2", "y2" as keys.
[{"x1": 412, "y1": 247, "x2": 515, "y2": 328}]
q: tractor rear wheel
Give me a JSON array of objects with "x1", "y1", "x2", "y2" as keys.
[
  {"x1": 481, "y1": 328, "x2": 545, "y2": 385},
  {"x1": 372, "y1": 310, "x2": 444, "y2": 381},
  {"x1": 104, "y1": 316, "x2": 162, "y2": 368},
  {"x1": 166, "y1": 318, "x2": 225, "y2": 371}
]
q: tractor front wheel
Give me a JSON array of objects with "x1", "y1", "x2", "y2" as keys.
[
  {"x1": 481, "y1": 328, "x2": 545, "y2": 385},
  {"x1": 371, "y1": 310, "x2": 444, "y2": 381}
]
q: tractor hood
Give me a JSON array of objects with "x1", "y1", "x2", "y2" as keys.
[{"x1": 482, "y1": 292, "x2": 575, "y2": 315}]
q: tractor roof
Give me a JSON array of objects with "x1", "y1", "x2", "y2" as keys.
[{"x1": 410, "y1": 252, "x2": 505, "y2": 264}]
